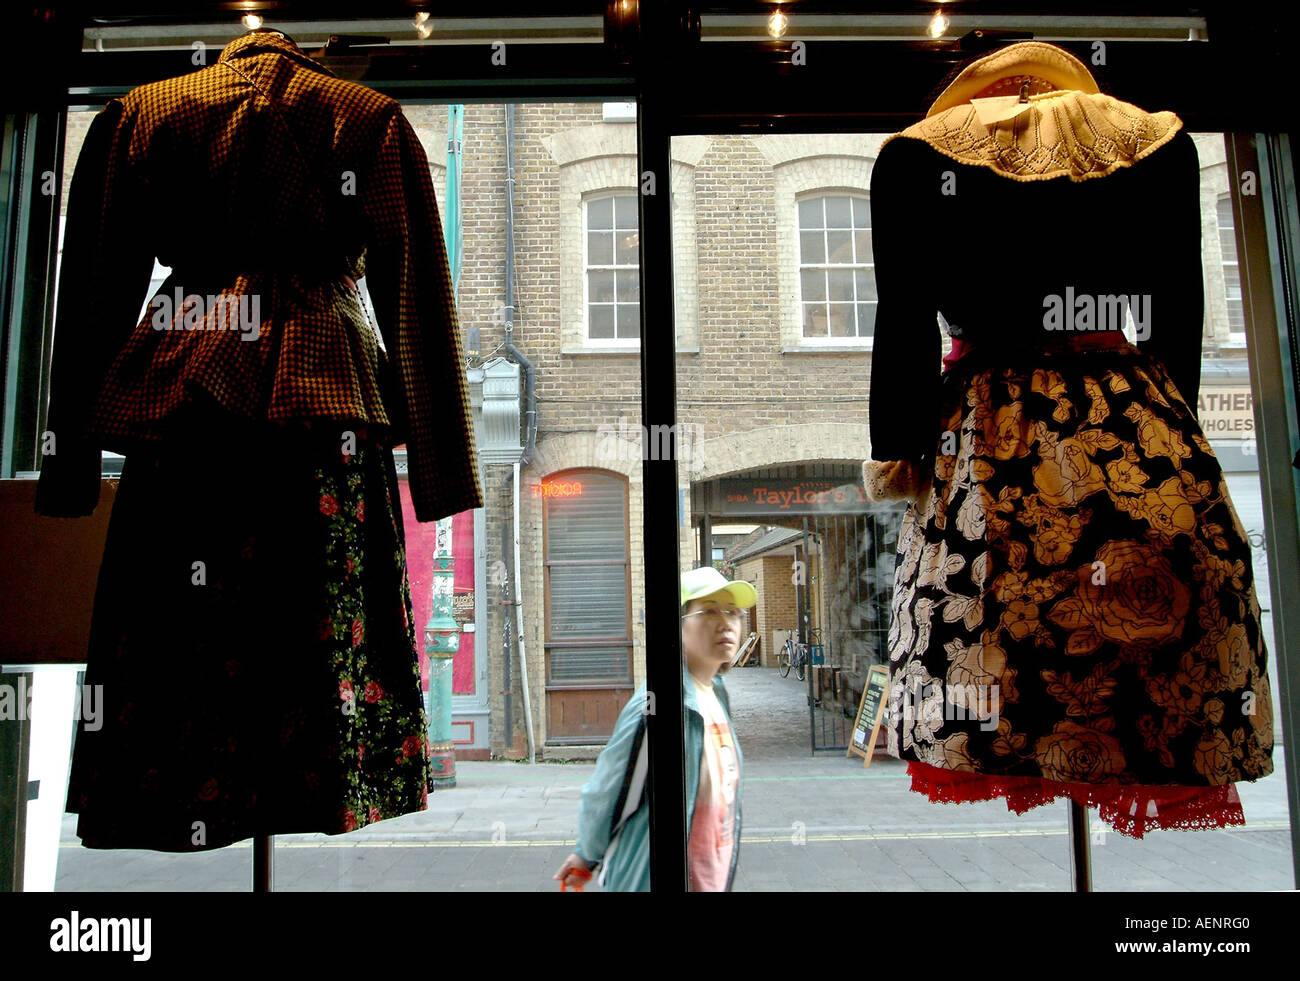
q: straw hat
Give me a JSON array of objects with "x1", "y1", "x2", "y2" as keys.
[{"x1": 926, "y1": 41, "x2": 1100, "y2": 117}]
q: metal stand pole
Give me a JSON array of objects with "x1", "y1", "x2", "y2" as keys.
[
  {"x1": 426, "y1": 516, "x2": 459, "y2": 787},
  {"x1": 253, "y1": 834, "x2": 273, "y2": 892},
  {"x1": 800, "y1": 519, "x2": 814, "y2": 757},
  {"x1": 1067, "y1": 801, "x2": 1092, "y2": 892},
  {"x1": 0, "y1": 671, "x2": 32, "y2": 892}
]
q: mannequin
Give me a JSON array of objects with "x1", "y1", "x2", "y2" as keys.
[
  {"x1": 36, "y1": 30, "x2": 483, "y2": 851},
  {"x1": 865, "y1": 42, "x2": 1274, "y2": 837}
]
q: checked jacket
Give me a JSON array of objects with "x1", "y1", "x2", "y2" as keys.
[{"x1": 35, "y1": 30, "x2": 482, "y2": 523}]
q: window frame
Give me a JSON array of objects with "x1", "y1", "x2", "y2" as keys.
[
  {"x1": 1217, "y1": 192, "x2": 1247, "y2": 346},
  {"x1": 7, "y1": 20, "x2": 1300, "y2": 896},
  {"x1": 795, "y1": 190, "x2": 875, "y2": 346},
  {"x1": 581, "y1": 190, "x2": 641, "y2": 348}
]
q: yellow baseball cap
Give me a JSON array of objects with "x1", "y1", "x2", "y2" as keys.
[{"x1": 680, "y1": 566, "x2": 757, "y2": 610}]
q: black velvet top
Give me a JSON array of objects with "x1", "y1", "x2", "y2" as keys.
[{"x1": 867, "y1": 123, "x2": 1204, "y2": 462}]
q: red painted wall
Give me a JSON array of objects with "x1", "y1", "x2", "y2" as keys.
[{"x1": 398, "y1": 478, "x2": 476, "y2": 695}]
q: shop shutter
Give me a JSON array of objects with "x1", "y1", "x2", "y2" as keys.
[{"x1": 545, "y1": 472, "x2": 631, "y2": 683}]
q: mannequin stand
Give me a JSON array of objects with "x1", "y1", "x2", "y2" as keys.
[
  {"x1": 1067, "y1": 801, "x2": 1092, "y2": 891},
  {"x1": 253, "y1": 835, "x2": 273, "y2": 891}
]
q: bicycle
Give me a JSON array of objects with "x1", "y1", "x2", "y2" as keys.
[{"x1": 778, "y1": 634, "x2": 808, "y2": 682}]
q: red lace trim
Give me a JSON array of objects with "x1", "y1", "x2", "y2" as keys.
[{"x1": 907, "y1": 761, "x2": 1245, "y2": 839}]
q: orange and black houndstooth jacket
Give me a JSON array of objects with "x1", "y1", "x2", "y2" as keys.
[{"x1": 35, "y1": 30, "x2": 483, "y2": 523}]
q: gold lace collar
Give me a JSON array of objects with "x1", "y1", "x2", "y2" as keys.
[{"x1": 884, "y1": 89, "x2": 1183, "y2": 182}]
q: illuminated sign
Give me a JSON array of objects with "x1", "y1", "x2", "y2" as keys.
[{"x1": 533, "y1": 480, "x2": 584, "y2": 498}]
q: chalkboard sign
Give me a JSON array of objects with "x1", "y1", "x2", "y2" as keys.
[{"x1": 847, "y1": 664, "x2": 890, "y2": 767}]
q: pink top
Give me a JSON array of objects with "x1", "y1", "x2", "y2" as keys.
[{"x1": 687, "y1": 678, "x2": 739, "y2": 891}]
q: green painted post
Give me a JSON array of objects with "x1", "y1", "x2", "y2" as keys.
[
  {"x1": 445, "y1": 105, "x2": 463, "y2": 296},
  {"x1": 424, "y1": 517, "x2": 458, "y2": 788}
]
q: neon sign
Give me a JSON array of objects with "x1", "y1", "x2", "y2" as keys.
[{"x1": 533, "y1": 480, "x2": 584, "y2": 498}]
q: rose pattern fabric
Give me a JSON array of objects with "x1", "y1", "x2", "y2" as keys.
[
  {"x1": 318, "y1": 443, "x2": 434, "y2": 836},
  {"x1": 885, "y1": 345, "x2": 1274, "y2": 836}
]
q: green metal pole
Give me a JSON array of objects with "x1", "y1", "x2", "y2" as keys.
[
  {"x1": 445, "y1": 105, "x2": 463, "y2": 297},
  {"x1": 424, "y1": 517, "x2": 458, "y2": 788}
]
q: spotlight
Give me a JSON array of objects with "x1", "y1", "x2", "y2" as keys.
[{"x1": 768, "y1": 8, "x2": 788, "y2": 38}]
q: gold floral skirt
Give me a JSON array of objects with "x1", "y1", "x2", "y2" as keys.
[{"x1": 884, "y1": 339, "x2": 1275, "y2": 836}]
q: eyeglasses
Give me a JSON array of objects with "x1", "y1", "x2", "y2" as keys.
[{"x1": 682, "y1": 606, "x2": 745, "y2": 622}]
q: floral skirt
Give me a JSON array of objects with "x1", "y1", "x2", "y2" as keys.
[
  {"x1": 884, "y1": 339, "x2": 1275, "y2": 837},
  {"x1": 67, "y1": 408, "x2": 433, "y2": 851}
]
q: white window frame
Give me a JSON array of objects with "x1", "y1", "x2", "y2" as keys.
[
  {"x1": 795, "y1": 191, "x2": 875, "y2": 346},
  {"x1": 1217, "y1": 194, "x2": 1247, "y2": 346},
  {"x1": 582, "y1": 191, "x2": 641, "y2": 348}
]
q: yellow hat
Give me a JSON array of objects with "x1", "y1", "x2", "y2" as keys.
[
  {"x1": 680, "y1": 566, "x2": 757, "y2": 610},
  {"x1": 927, "y1": 41, "x2": 1099, "y2": 117}
]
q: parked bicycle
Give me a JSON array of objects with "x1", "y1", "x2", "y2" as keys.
[{"x1": 778, "y1": 634, "x2": 808, "y2": 681}]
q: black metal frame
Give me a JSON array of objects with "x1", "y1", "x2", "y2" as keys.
[{"x1": 2, "y1": 0, "x2": 1298, "y2": 893}]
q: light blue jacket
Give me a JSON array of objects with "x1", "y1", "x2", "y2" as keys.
[{"x1": 574, "y1": 664, "x2": 743, "y2": 891}]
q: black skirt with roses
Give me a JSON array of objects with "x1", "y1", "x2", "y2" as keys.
[
  {"x1": 884, "y1": 339, "x2": 1275, "y2": 836},
  {"x1": 66, "y1": 406, "x2": 433, "y2": 851}
]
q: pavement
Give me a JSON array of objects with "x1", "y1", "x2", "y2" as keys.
[{"x1": 51, "y1": 667, "x2": 1295, "y2": 892}]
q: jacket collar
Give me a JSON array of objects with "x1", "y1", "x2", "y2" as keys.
[
  {"x1": 887, "y1": 89, "x2": 1182, "y2": 182},
  {"x1": 218, "y1": 30, "x2": 336, "y2": 78}
]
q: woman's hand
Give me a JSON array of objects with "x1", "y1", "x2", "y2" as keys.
[{"x1": 554, "y1": 852, "x2": 592, "y2": 889}]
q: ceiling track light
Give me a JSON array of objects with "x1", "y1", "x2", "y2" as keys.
[{"x1": 768, "y1": 6, "x2": 788, "y2": 39}]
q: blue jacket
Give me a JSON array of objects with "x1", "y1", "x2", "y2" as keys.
[{"x1": 574, "y1": 664, "x2": 743, "y2": 891}]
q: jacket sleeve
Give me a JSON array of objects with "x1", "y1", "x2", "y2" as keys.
[
  {"x1": 868, "y1": 138, "x2": 943, "y2": 462},
  {"x1": 35, "y1": 99, "x2": 155, "y2": 518},
  {"x1": 574, "y1": 686, "x2": 647, "y2": 866},
  {"x1": 361, "y1": 107, "x2": 484, "y2": 523},
  {"x1": 1135, "y1": 128, "x2": 1204, "y2": 415}
]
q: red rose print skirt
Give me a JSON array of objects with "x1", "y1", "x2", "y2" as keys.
[
  {"x1": 67, "y1": 407, "x2": 433, "y2": 851},
  {"x1": 884, "y1": 338, "x2": 1275, "y2": 837}
]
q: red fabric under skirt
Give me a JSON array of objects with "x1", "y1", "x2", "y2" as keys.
[{"x1": 907, "y1": 760, "x2": 1244, "y2": 839}]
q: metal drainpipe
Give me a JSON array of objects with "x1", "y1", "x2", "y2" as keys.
[
  {"x1": 514, "y1": 457, "x2": 535, "y2": 763},
  {"x1": 500, "y1": 519, "x2": 513, "y2": 747},
  {"x1": 499, "y1": 102, "x2": 538, "y2": 761},
  {"x1": 503, "y1": 103, "x2": 537, "y2": 466}
]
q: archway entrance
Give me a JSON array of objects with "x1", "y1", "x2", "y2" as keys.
[{"x1": 690, "y1": 462, "x2": 904, "y2": 752}]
